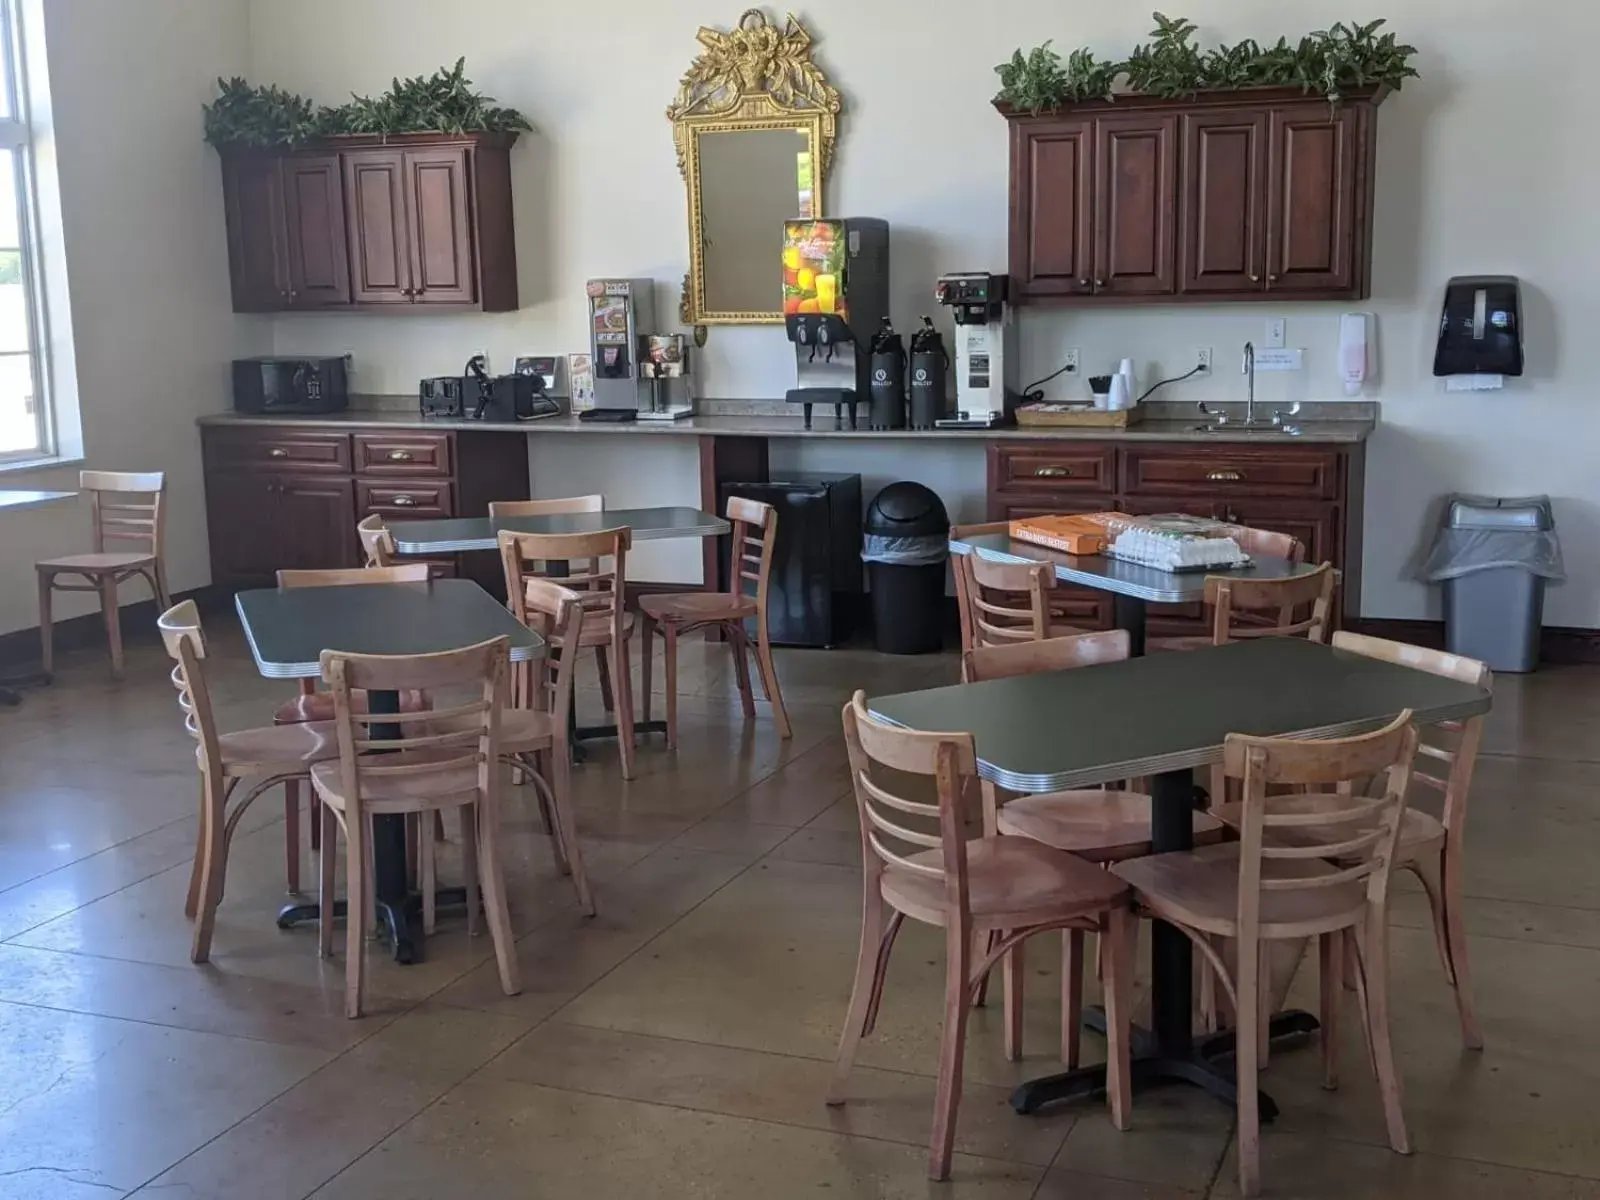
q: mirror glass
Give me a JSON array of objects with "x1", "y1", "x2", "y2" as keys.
[{"x1": 696, "y1": 127, "x2": 811, "y2": 316}]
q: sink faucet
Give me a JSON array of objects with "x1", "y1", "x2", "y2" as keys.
[{"x1": 1242, "y1": 341, "x2": 1256, "y2": 425}]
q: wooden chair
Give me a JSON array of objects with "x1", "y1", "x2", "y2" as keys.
[
  {"x1": 272, "y1": 564, "x2": 434, "y2": 895},
  {"x1": 953, "y1": 551, "x2": 1088, "y2": 664},
  {"x1": 639, "y1": 496, "x2": 791, "y2": 747},
  {"x1": 962, "y1": 631, "x2": 1226, "y2": 1065},
  {"x1": 158, "y1": 601, "x2": 339, "y2": 964},
  {"x1": 498, "y1": 526, "x2": 638, "y2": 778},
  {"x1": 312, "y1": 637, "x2": 521, "y2": 1018},
  {"x1": 356, "y1": 515, "x2": 397, "y2": 567},
  {"x1": 1210, "y1": 631, "x2": 1490, "y2": 1050},
  {"x1": 1206, "y1": 562, "x2": 1336, "y2": 646},
  {"x1": 37, "y1": 470, "x2": 169, "y2": 680},
  {"x1": 1112, "y1": 714, "x2": 1420, "y2": 1197},
  {"x1": 1216, "y1": 523, "x2": 1307, "y2": 565},
  {"x1": 828, "y1": 692, "x2": 1133, "y2": 1181}
]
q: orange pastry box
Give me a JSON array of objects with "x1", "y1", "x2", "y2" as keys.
[{"x1": 1008, "y1": 512, "x2": 1131, "y2": 556}]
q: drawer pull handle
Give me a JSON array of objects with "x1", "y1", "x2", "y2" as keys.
[
  {"x1": 268, "y1": 447, "x2": 289, "y2": 459},
  {"x1": 1206, "y1": 469, "x2": 1243, "y2": 482},
  {"x1": 391, "y1": 495, "x2": 417, "y2": 507},
  {"x1": 387, "y1": 449, "x2": 415, "y2": 462},
  {"x1": 1034, "y1": 466, "x2": 1074, "y2": 478}
]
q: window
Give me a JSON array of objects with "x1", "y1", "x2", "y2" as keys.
[{"x1": 0, "y1": 0, "x2": 48, "y2": 461}]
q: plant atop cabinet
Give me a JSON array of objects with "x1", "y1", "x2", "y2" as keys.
[{"x1": 204, "y1": 79, "x2": 326, "y2": 149}]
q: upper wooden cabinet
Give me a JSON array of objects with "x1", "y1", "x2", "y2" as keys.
[
  {"x1": 1004, "y1": 87, "x2": 1385, "y2": 305},
  {"x1": 219, "y1": 132, "x2": 519, "y2": 314}
]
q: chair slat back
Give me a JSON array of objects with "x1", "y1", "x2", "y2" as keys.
[
  {"x1": 962, "y1": 628, "x2": 1130, "y2": 683},
  {"x1": 843, "y1": 692, "x2": 978, "y2": 897},
  {"x1": 158, "y1": 600, "x2": 222, "y2": 775},
  {"x1": 1216, "y1": 523, "x2": 1307, "y2": 565},
  {"x1": 356, "y1": 515, "x2": 397, "y2": 567},
  {"x1": 320, "y1": 638, "x2": 508, "y2": 813},
  {"x1": 498, "y1": 527, "x2": 629, "y2": 642},
  {"x1": 491, "y1": 495, "x2": 606, "y2": 581},
  {"x1": 82, "y1": 470, "x2": 165, "y2": 557},
  {"x1": 520, "y1": 579, "x2": 585, "y2": 736},
  {"x1": 1330, "y1": 631, "x2": 1490, "y2": 836},
  {"x1": 725, "y1": 496, "x2": 776, "y2": 606},
  {"x1": 1205, "y1": 562, "x2": 1336, "y2": 645},
  {"x1": 954, "y1": 553, "x2": 1054, "y2": 654},
  {"x1": 1224, "y1": 713, "x2": 1418, "y2": 926},
  {"x1": 276, "y1": 564, "x2": 430, "y2": 588}
]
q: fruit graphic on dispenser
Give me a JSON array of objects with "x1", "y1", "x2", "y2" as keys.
[
  {"x1": 815, "y1": 273, "x2": 838, "y2": 314},
  {"x1": 796, "y1": 267, "x2": 816, "y2": 294}
]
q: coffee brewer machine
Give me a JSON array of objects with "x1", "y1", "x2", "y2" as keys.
[
  {"x1": 638, "y1": 334, "x2": 696, "y2": 421},
  {"x1": 934, "y1": 273, "x2": 1017, "y2": 429},
  {"x1": 585, "y1": 278, "x2": 653, "y2": 420},
  {"x1": 782, "y1": 218, "x2": 890, "y2": 429}
]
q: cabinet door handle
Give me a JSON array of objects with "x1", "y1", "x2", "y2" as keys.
[
  {"x1": 1206, "y1": 469, "x2": 1243, "y2": 482},
  {"x1": 1221, "y1": 507, "x2": 1240, "y2": 524},
  {"x1": 287, "y1": 289, "x2": 298, "y2": 300},
  {"x1": 390, "y1": 494, "x2": 417, "y2": 507},
  {"x1": 1077, "y1": 278, "x2": 1090, "y2": 289},
  {"x1": 1249, "y1": 273, "x2": 1261, "y2": 283},
  {"x1": 1033, "y1": 466, "x2": 1074, "y2": 478},
  {"x1": 1094, "y1": 278, "x2": 1106, "y2": 288},
  {"x1": 1267, "y1": 273, "x2": 1279, "y2": 283},
  {"x1": 386, "y1": 449, "x2": 415, "y2": 462},
  {"x1": 268, "y1": 447, "x2": 289, "y2": 459}
]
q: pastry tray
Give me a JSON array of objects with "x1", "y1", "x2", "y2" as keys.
[{"x1": 1102, "y1": 548, "x2": 1255, "y2": 574}]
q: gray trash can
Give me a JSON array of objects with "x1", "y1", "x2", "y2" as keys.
[{"x1": 1420, "y1": 494, "x2": 1564, "y2": 672}]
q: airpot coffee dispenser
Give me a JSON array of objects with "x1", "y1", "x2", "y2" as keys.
[
  {"x1": 867, "y1": 317, "x2": 907, "y2": 430},
  {"x1": 782, "y1": 218, "x2": 890, "y2": 429},
  {"x1": 908, "y1": 316, "x2": 949, "y2": 429}
]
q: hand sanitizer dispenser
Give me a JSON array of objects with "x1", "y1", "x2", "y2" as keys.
[{"x1": 1434, "y1": 276, "x2": 1523, "y2": 384}]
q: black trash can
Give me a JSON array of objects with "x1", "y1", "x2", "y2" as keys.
[{"x1": 862, "y1": 482, "x2": 949, "y2": 655}]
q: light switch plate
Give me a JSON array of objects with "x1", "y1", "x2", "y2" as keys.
[
  {"x1": 1254, "y1": 347, "x2": 1303, "y2": 371},
  {"x1": 1265, "y1": 318, "x2": 1286, "y2": 349}
]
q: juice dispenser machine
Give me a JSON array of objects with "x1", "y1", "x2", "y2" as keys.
[
  {"x1": 782, "y1": 218, "x2": 890, "y2": 429},
  {"x1": 586, "y1": 278, "x2": 654, "y2": 417}
]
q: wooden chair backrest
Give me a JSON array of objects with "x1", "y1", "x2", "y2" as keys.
[
  {"x1": 1222, "y1": 712, "x2": 1419, "y2": 931},
  {"x1": 276, "y1": 564, "x2": 431, "y2": 588},
  {"x1": 356, "y1": 515, "x2": 397, "y2": 567},
  {"x1": 1330, "y1": 632, "x2": 1490, "y2": 840},
  {"x1": 497, "y1": 527, "x2": 630, "y2": 644},
  {"x1": 158, "y1": 600, "x2": 221, "y2": 776},
  {"x1": 320, "y1": 637, "x2": 508, "y2": 817},
  {"x1": 1205, "y1": 562, "x2": 1336, "y2": 645},
  {"x1": 954, "y1": 552, "x2": 1054, "y2": 654},
  {"x1": 81, "y1": 469, "x2": 166, "y2": 558},
  {"x1": 1217, "y1": 523, "x2": 1306, "y2": 564},
  {"x1": 726, "y1": 496, "x2": 777, "y2": 610},
  {"x1": 949, "y1": 520, "x2": 1011, "y2": 541},
  {"x1": 519, "y1": 579, "x2": 585, "y2": 732},
  {"x1": 488, "y1": 495, "x2": 604, "y2": 519},
  {"x1": 843, "y1": 691, "x2": 979, "y2": 909},
  {"x1": 963, "y1": 628, "x2": 1130, "y2": 684}
]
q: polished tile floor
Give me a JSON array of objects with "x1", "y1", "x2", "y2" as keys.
[{"x1": 0, "y1": 622, "x2": 1597, "y2": 1199}]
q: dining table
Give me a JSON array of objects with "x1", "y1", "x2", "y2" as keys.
[
  {"x1": 235, "y1": 578, "x2": 545, "y2": 965},
  {"x1": 868, "y1": 637, "x2": 1492, "y2": 1119},
  {"x1": 951, "y1": 530, "x2": 1313, "y2": 657}
]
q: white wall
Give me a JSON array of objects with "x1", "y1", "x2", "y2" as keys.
[{"x1": 0, "y1": 0, "x2": 261, "y2": 636}]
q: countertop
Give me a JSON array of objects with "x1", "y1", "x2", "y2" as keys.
[{"x1": 198, "y1": 407, "x2": 1373, "y2": 444}]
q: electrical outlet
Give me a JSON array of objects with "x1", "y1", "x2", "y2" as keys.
[
  {"x1": 1195, "y1": 347, "x2": 1212, "y2": 374},
  {"x1": 1265, "y1": 318, "x2": 1286, "y2": 349},
  {"x1": 1062, "y1": 348, "x2": 1079, "y2": 374}
]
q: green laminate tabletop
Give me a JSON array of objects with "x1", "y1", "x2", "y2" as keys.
[
  {"x1": 235, "y1": 579, "x2": 544, "y2": 680},
  {"x1": 868, "y1": 638, "x2": 1492, "y2": 793},
  {"x1": 950, "y1": 532, "x2": 1313, "y2": 604},
  {"x1": 390, "y1": 507, "x2": 729, "y2": 555}
]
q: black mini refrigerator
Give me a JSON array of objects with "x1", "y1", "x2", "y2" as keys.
[{"x1": 720, "y1": 472, "x2": 863, "y2": 648}]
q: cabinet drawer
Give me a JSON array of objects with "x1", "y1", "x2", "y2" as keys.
[
  {"x1": 1121, "y1": 447, "x2": 1339, "y2": 499},
  {"x1": 990, "y1": 444, "x2": 1116, "y2": 493},
  {"x1": 358, "y1": 481, "x2": 456, "y2": 518},
  {"x1": 205, "y1": 427, "x2": 351, "y2": 473},
  {"x1": 354, "y1": 431, "x2": 454, "y2": 477}
]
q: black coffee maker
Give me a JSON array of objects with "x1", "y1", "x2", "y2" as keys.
[
  {"x1": 867, "y1": 317, "x2": 907, "y2": 430},
  {"x1": 908, "y1": 317, "x2": 949, "y2": 429}
]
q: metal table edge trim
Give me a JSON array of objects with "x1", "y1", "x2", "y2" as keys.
[{"x1": 392, "y1": 515, "x2": 731, "y2": 556}]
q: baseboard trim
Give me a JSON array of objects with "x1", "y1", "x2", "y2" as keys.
[
  {"x1": 1347, "y1": 617, "x2": 1600, "y2": 666},
  {"x1": 0, "y1": 585, "x2": 228, "y2": 671}
]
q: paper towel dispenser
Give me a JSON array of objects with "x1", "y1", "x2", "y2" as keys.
[{"x1": 1434, "y1": 275, "x2": 1523, "y2": 378}]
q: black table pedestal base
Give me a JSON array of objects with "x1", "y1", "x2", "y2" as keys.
[
  {"x1": 276, "y1": 885, "x2": 470, "y2": 965},
  {"x1": 576, "y1": 719, "x2": 669, "y2": 742},
  {"x1": 0, "y1": 669, "x2": 49, "y2": 707}
]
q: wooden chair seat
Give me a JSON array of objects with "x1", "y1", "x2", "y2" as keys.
[
  {"x1": 273, "y1": 688, "x2": 430, "y2": 725},
  {"x1": 215, "y1": 722, "x2": 339, "y2": 775},
  {"x1": 638, "y1": 591, "x2": 757, "y2": 627},
  {"x1": 882, "y1": 835, "x2": 1128, "y2": 929},
  {"x1": 36, "y1": 550, "x2": 157, "y2": 573},
  {"x1": 433, "y1": 706, "x2": 559, "y2": 753},
  {"x1": 1212, "y1": 796, "x2": 1446, "y2": 863},
  {"x1": 311, "y1": 752, "x2": 480, "y2": 815},
  {"x1": 1113, "y1": 842, "x2": 1368, "y2": 939},
  {"x1": 998, "y1": 791, "x2": 1227, "y2": 863}
]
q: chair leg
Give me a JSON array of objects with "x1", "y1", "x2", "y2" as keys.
[
  {"x1": 283, "y1": 780, "x2": 301, "y2": 895},
  {"x1": 1103, "y1": 908, "x2": 1133, "y2": 1131},
  {"x1": 863, "y1": 912, "x2": 903, "y2": 1037},
  {"x1": 1347, "y1": 928, "x2": 1379, "y2": 1082},
  {"x1": 1319, "y1": 930, "x2": 1342, "y2": 1090},
  {"x1": 309, "y1": 792, "x2": 322, "y2": 852},
  {"x1": 475, "y1": 800, "x2": 522, "y2": 997},
  {"x1": 1062, "y1": 927, "x2": 1084, "y2": 1067},
  {"x1": 545, "y1": 752, "x2": 593, "y2": 916},
  {"x1": 928, "y1": 917, "x2": 974, "y2": 1181},
  {"x1": 729, "y1": 625, "x2": 757, "y2": 720},
  {"x1": 1002, "y1": 933, "x2": 1024, "y2": 1062},
  {"x1": 153, "y1": 561, "x2": 173, "y2": 611},
  {"x1": 420, "y1": 813, "x2": 437, "y2": 935},
  {"x1": 184, "y1": 778, "x2": 206, "y2": 921},
  {"x1": 639, "y1": 617, "x2": 654, "y2": 726},
  {"x1": 1410, "y1": 858, "x2": 1455, "y2": 987},
  {"x1": 36, "y1": 571, "x2": 54, "y2": 677},
  {"x1": 971, "y1": 929, "x2": 999, "y2": 1008},
  {"x1": 613, "y1": 634, "x2": 637, "y2": 780},
  {"x1": 754, "y1": 628, "x2": 792, "y2": 740},
  {"x1": 343, "y1": 812, "x2": 367, "y2": 1018},
  {"x1": 1439, "y1": 849, "x2": 1483, "y2": 1050},
  {"x1": 1361, "y1": 911, "x2": 1412, "y2": 1155},
  {"x1": 827, "y1": 892, "x2": 888, "y2": 1106},
  {"x1": 1234, "y1": 935, "x2": 1264, "y2": 1197},
  {"x1": 595, "y1": 645, "x2": 615, "y2": 714},
  {"x1": 663, "y1": 625, "x2": 679, "y2": 750},
  {"x1": 99, "y1": 575, "x2": 124, "y2": 680},
  {"x1": 318, "y1": 803, "x2": 337, "y2": 958}
]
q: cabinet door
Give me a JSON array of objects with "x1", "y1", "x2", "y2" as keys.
[
  {"x1": 220, "y1": 154, "x2": 289, "y2": 312},
  {"x1": 405, "y1": 147, "x2": 476, "y2": 305},
  {"x1": 1179, "y1": 110, "x2": 1267, "y2": 294},
  {"x1": 343, "y1": 151, "x2": 414, "y2": 305},
  {"x1": 1009, "y1": 118, "x2": 1094, "y2": 299},
  {"x1": 204, "y1": 472, "x2": 283, "y2": 587},
  {"x1": 988, "y1": 494, "x2": 1115, "y2": 630},
  {"x1": 274, "y1": 475, "x2": 359, "y2": 571},
  {"x1": 1265, "y1": 107, "x2": 1358, "y2": 295},
  {"x1": 282, "y1": 154, "x2": 351, "y2": 309},
  {"x1": 1093, "y1": 114, "x2": 1177, "y2": 296}
]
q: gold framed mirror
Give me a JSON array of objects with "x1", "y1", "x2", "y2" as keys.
[{"x1": 670, "y1": 9, "x2": 841, "y2": 329}]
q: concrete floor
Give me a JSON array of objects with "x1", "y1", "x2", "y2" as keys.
[{"x1": 0, "y1": 622, "x2": 1597, "y2": 1199}]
